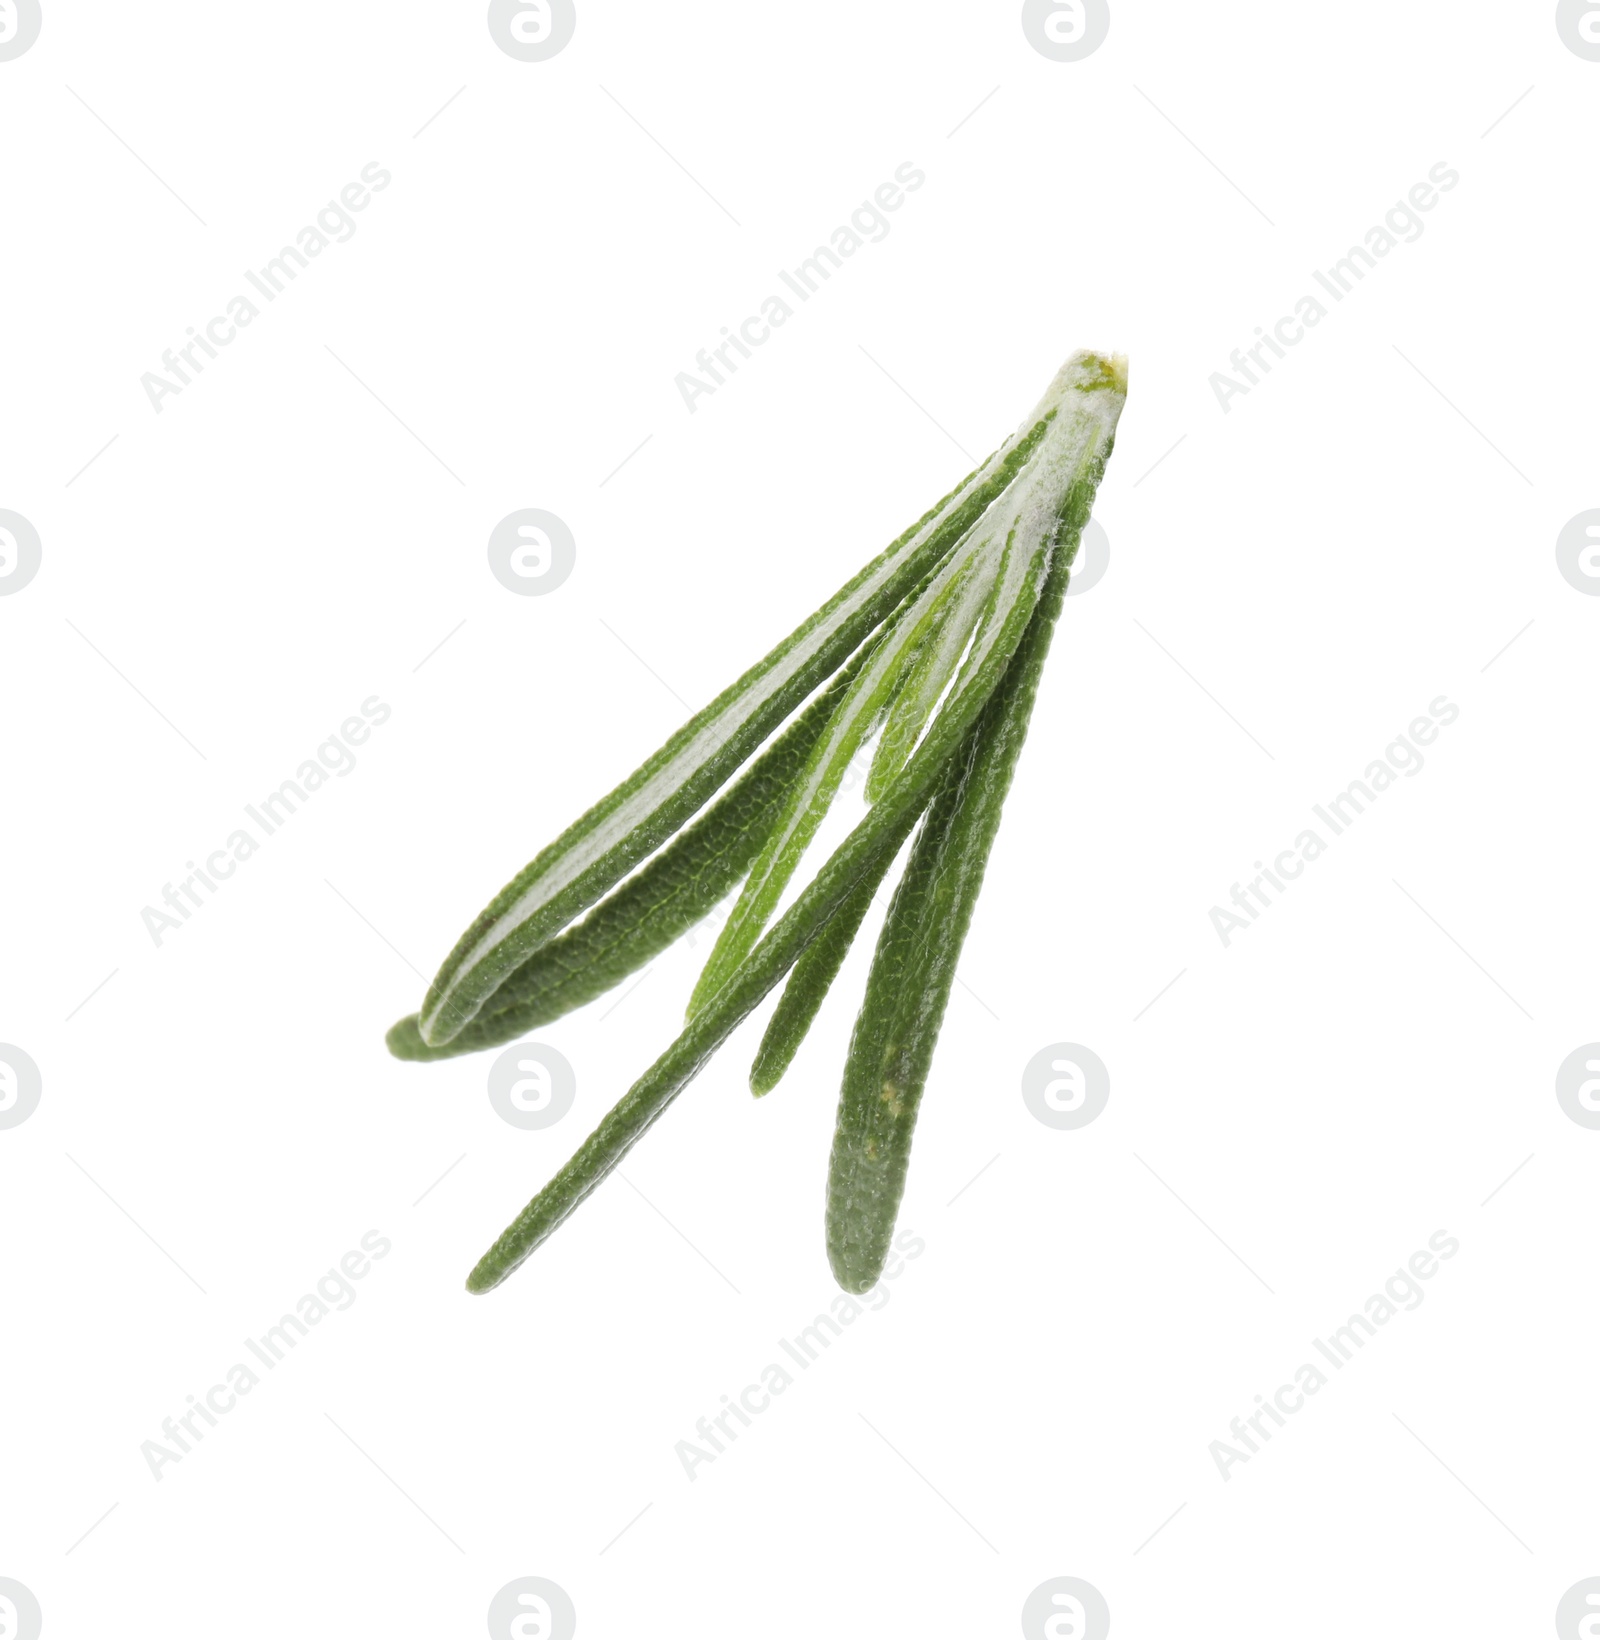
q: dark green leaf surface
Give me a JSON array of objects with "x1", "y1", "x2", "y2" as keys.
[{"x1": 824, "y1": 520, "x2": 1087, "y2": 1292}]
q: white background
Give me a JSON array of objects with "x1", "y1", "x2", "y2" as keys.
[{"x1": 3, "y1": 2, "x2": 1598, "y2": 1635}]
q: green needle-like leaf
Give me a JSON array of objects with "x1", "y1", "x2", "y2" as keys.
[
  {"x1": 825, "y1": 373, "x2": 1122, "y2": 1293},
  {"x1": 385, "y1": 635, "x2": 884, "y2": 1062}
]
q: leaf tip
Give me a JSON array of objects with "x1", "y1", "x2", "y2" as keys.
[{"x1": 385, "y1": 1015, "x2": 429, "y2": 1060}]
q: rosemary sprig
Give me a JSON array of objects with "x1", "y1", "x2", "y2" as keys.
[{"x1": 390, "y1": 351, "x2": 1127, "y2": 1294}]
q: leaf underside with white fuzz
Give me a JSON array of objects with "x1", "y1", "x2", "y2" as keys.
[
  {"x1": 389, "y1": 351, "x2": 1127, "y2": 1295},
  {"x1": 685, "y1": 528, "x2": 1000, "y2": 1020}
]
